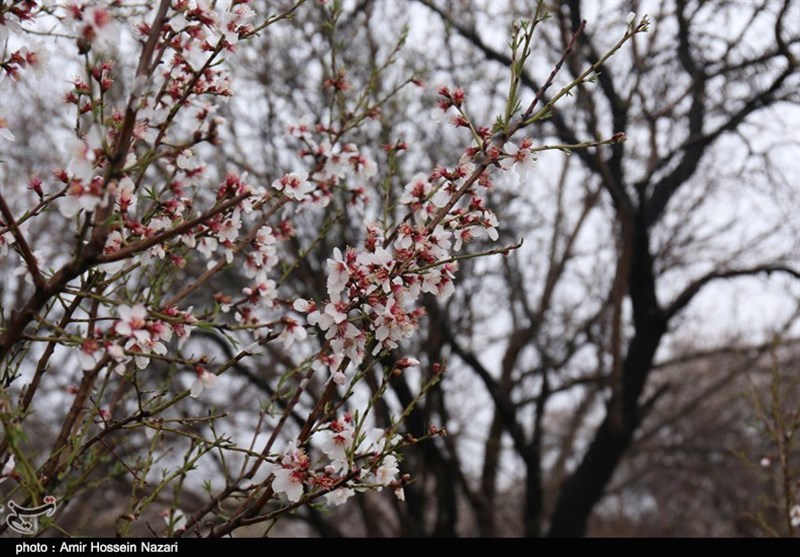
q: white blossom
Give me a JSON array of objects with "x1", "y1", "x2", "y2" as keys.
[
  {"x1": 115, "y1": 304, "x2": 149, "y2": 342},
  {"x1": 0, "y1": 115, "x2": 15, "y2": 143},
  {"x1": 272, "y1": 467, "x2": 304, "y2": 502},
  {"x1": 375, "y1": 455, "x2": 400, "y2": 486},
  {"x1": 325, "y1": 487, "x2": 355, "y2": 507},
  {"x1": 190, "y1": 369, "x2": 217, "y2": 398}
]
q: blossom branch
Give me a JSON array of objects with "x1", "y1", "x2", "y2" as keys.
[{"x1": 96, "y1": 192, "x2": 250, "y2": 264}]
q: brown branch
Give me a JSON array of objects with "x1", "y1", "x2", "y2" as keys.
[
  {"x1": 0, "y1": 193, "x2": 45, "y2": 289},
  {"x1": 665, "y1": 264, "x2": 800, "y2": 319},
  {"x1": 643, "y1": 1, "x2": 797, "y2": 226},
  {"x1": 518, "y1": 19, "x2": 586, "y2": 124},
  {"x1": 40, "y1": 355, "x2": 108, "y2": 491},
  {"x1": 88, "y1": 0, "x2": 172, "y2": 252},
  {"x1": 163, "y1": 196, "x2": 282, "y2": 308},
  {"x1": 96, "y1": 193, "x2": 250, "y2": 264},
  {"x1": 444, "y1": 327, "x2": 528, "y2": 455}
]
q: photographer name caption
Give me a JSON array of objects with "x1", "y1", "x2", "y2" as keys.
[{"x1": 16, "y1": 542, "x2": 179, "y2": 554}]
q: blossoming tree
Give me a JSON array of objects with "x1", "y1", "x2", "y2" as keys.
[{"x1": 0, "y1": 0, "x2": 643, "y2": 536}]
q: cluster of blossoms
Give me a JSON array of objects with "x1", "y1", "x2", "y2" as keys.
[
  {"x1": 0, "y1": 0, "x2": 536, "y2": 526},
  {"x1": 270, "y1": 414, "x2": 405, "y2": 506},
  {"x1": 77, "y1": 303, "x2": 195, "y2": 376},
  {"x1": 65, "y1": 2, "x2": 117, "y2": 49},
  {"x1": 1, "y1": 3, "x2": 46, "y2": 145},
  {"x1": 53, "y1": 1, "x2": 245, "y2": 220},
  {"x1": 0, "y1": 39, "x2": 46, "y2": 82},
  {"x1": 285, "y1": 118, "x2": 378, "y2": 211},
  {"x1": 0, "y1": 2, "x2": 46, "y2": 81},
  {"x1": 286, "y1": 105, "x2": 507, "y2": 386},
  {"x1": 11, "y1": 3, "x2": 289, "y2": 393},
  {"x1": 430, "y1": 85, "x2": 537, "y2": 183},
  {"x1": 3, "y1": 11, "x2": 527, "y2": 409},
  {"x1": 27, "y1": 1, "x2": 257, "y2": 226}
]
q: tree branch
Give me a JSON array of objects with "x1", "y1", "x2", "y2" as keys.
[
  {"x1": 665, "y1": 264, "x2": 800, "y2": 319},
  {"x1": 0, "y1": 192, "x2": 45, "y2": 289}
]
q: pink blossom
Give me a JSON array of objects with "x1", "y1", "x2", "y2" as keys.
[
  {"x1": 100, "y1": 230, "x2": 126, "y2": 274},
  {"x1": 272, "y1": 442, "x2": 309, "y2": 502},
  {"x1": 356, "y1": 246, "x2": 392, "y2": 268},
  {"x1": 277, "y1": 317, "x2": 308, "y2": 349},
  {"x1": 78, "y1": 339, "x2": 102, "y2": 371},
  {"x1": 396, "y1": 356, "x2": 420, "y2": 369},
  {"x1": 167, "y1": 306, "x2": 196, "y2": 348},
  {"x1": 255, "y1": 225, "x2": 277, "y2": 249},
  {"x1": 394, "y1": 223, "x2": 416, "y2": 250},
  {"x1": 501, "y1": 139, "x2": 536, "y2": 181},
  {"x1": 148, "y1": 320, "x2": 173, "y2": 343},
  {"x1": 115, "y1": 177, "x2": 137, "y2": 214},
  {"x1": 399, "y1": 173, "x2": 431, "y2": 205},
  {"x1": 321, "y1": 150, "x2": 346, "y2": 181},
  {"x1": 115, "y1": 304, "x2": 149, "y2": 342},
  {"x1": 287, "y1": 116, "x2": 314, "y2": 140},
  {"x1": 60, "y1": 178, "x2": 104, "y2": 218},
  {"x1": 345, "y1": 148, "x2": 378, "y2": 180},
  {"x1": 176, "y1": 149, "x2": 194, "y2": 170},
  {"x1": 312, "y1": 352, "x2": 347, "y2": 384},
  {"x1": 272, "y1": 467, "x2": 305, "y2": 502},
  {"x1": 106, "y1": 342, "x2": 131, "y2": 375},
  {"x1": 197, "y1": 236, "x2": 218, "y2": 258},
  {"x1": 308, "y1": 302, "x2": 349, "y2": 333},
  {"x1": 482, "y1": 210, "x2": 499, "y2": 241},
  {"x1": 217, "y1": 211, "x2": 241, "y2": 243},
  {"x1": 421, "y1": 263, "x2": 457, "y2": 299},
  {"x1": 374, "y1": 455, "x2": 400, "y2": 486},
  {"x1": 326, "y1": 247, "x2": 349, "y2": 301},
  {"x1": 125, "y1": 333, "x2": 167, "y2": 369},
  {"x1": 318, "y1": 419, "x2": 354, "y2": 465},
  {"x1": 293, "y1": 298, "x2": 315, "y2": 313},
  {"x1": 325, "y1": 487, "x2": 355, "y2": 506},
  {"x1": 453, "y1": 227, "x2": 473, "y2": 251},
  {"x1": 190, "y1": 368, "x2": 217, "y2": 398},
  {"x1": 243, "y1": 278, "x2": 277, "y2": 305},
  {"x1": 428, "y1": 226, "x2": 452, "y2": 259},
  {"x1": 219, "y1": 3, "x2": 255, "y2": 45},
  {"x1": 272, "y1": 172, "x2": 313, "y2": 201},
  {"x1": 124, "y1": 340, "x2": 149, "y2": 370}
]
